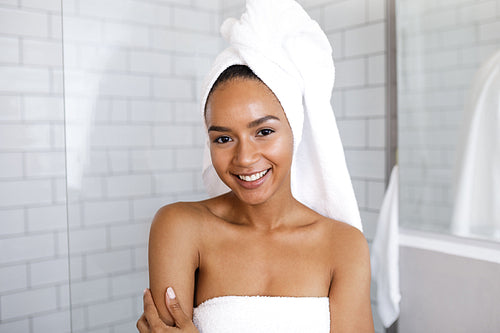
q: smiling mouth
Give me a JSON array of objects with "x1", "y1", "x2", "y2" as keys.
[{"x1": 237, "y1": 169, "x2": 270, "y2": 182}]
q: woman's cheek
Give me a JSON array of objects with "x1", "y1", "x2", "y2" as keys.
[
  {"x1": 210, "y1": 149, "x2": 231, "y2": 174},
  {"x1": 266, "y1": 137, "x2": 293, "y2": 160}
]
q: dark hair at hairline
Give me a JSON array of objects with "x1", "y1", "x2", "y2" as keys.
[{"x1": 204, "y1": 65, "x2": 263, "y2": 116}]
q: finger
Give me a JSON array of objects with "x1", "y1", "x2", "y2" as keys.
[
  {"x1": 136, "y1": 314, "x2": 150, "y2": 333},
  {"x1": 165, "y1": 287, "x2": 190, "y2": 328},
  {"x1": 143, "y1": 288, "x2": 164, "y2": 328}
]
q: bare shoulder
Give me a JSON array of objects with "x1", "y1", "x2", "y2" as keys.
[
  {"x1": 149, "y1": 201, "x2": 210, "y2": 247},
  {"x1": 322, "y1": 218, "x2": 374, "y2": 331},
  {"x1": 318, "y1": 217, "x2": 370, "y2": 273},
  {"x1": 317, "y1": 217, "x2": 367, "y2": 247},
  {"x1": 152, "y1": 201, "x2": 206, "y2": 229}
]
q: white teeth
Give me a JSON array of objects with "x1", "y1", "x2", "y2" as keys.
[{"x1": 238, "y1": 170, "x2": 268, "y2": 182}]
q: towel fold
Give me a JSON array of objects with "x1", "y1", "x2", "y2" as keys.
[
  {"x1": 200, "y1": 0, "x2": 362, "y2": 231},
  {"x1": 370, "y1": 165, "x2": 401, "y2": 328}
]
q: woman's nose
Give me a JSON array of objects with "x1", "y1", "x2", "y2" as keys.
[{"x1": 233, "y1": 139, "x2": 259, "y2": 166}]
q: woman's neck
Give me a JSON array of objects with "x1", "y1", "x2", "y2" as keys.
[{"x1": 225, "y1": 187, "x2": 305, "y2": 231}]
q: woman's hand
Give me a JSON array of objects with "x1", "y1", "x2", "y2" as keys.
[{"x1": 136, "y1": 287, "x2": 199, "y2": 332}]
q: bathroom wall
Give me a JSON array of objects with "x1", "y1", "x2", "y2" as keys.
[
  {"x1": 0, "y1": 1, "x2": 70, "y2": 332},
  {"x1": 399, "y1": 245, "x2": 500, "y2": 332},
  {"x1": 0, "y1": 0, "x2": 221, "y2": 332},
  {"x1": 62, "y1": 0, "x2": 220, "y2": 332},
  {"x1": 398, "y1": 0, "x2": 500, "y2": 233},
  {"x1": 396, "y1": 1, "x2": 500, "y2": 331},
  {"x1": 222, "y1": 1, "x2": 388, "y2": 332},
  {"x1": 1, "y1": 0, "x2": 389, "y2": 332}
]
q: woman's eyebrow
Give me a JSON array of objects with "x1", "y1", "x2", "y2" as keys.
[
  {"x1": 208, "y1": 115, "x2": 280, "y2": 132},
  {"x1": 208, "y1": 125, "x2": 230, "y2": 132},
  {"x1": 247, "y1": 115, "x2": 280, "y2": 128}
]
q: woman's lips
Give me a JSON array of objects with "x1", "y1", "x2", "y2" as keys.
[
  {"x1": 233, "y1": 168, "x2": 271, "y2": 189},
  {"x1": 237, "y1": 169, "x2": 269, "y2": 182}
]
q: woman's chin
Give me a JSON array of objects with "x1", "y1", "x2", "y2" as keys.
[
  {"x1": 227, "y1": 186, "x2": 274, "y2": 206},
  {"x1": 223, "y1": 171, "x2": 291, "y2": 206}
]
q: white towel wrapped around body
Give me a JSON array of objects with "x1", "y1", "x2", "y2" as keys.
[
  {"x1": 200, "y1": 0, "x2": 362, "y2": 231},
  {"x1": 193, "y1": 296, "x2": 330, "y2": 333}
]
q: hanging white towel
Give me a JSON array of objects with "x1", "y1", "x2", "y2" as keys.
[
  {"x1": 451, "y1": 50, "x2": 500, "y2": 239},
  {"x1": 370, "y1": 165, "x2": 400, "y2": 328}
]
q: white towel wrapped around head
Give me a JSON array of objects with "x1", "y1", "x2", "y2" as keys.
[{"x1": 201, "y1": 0, "x2": 362, "y2": 231}]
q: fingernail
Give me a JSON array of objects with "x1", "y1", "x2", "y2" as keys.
[
  {"x1": 166, "y1": 287, "x2": 176, "y2": 299},
  {"x1": 143, "y1": 288, "x2": 148, "y2": 295}
]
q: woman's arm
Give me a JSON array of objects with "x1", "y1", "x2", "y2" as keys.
[
  {"x1": 137, "y1": 288, "x2": 198, "y2": 332},
  {"x1": 148, "y1": 203, "x2": 200, "y2": 326},
  {"x1": 329, "y1": 227, "x2": 374, "y2": 332}
]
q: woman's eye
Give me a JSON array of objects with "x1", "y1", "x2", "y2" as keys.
[
  {"x1": 257, "y1": 128, "x2": 274, "y2": 136},
  {"x1": 214, "y1": 136, "x2": 232, "y2": 144}
]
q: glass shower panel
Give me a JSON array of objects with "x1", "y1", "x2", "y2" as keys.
[
  {"x1": 62, "y1": 1, "x2": 221, "y2": 331},
  {"x1": 397, "y1": 0, "x2": 500, "y2": 240},
  {"x1": 0, "y1": 1, "x2": 71, "y2": 332}
]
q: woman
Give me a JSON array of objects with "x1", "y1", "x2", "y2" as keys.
[{"x1": 137, "y1": 0, "x2": 374, "y2": 332}]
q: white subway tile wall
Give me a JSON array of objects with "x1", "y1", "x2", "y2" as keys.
[
  {"x1": 0, "y1": 3, "x2": 67, "y2": 333},
  {"x1": 0, "y1": 0, "x2": 219, "y2": 332},
  {"x1": 62, "y1": 0, "x2": 221, "y2": 331},
  {"x1": 0, "y1": 0, "x2": 388, "y2": 332},
  {"x1": 398, "y1": 0, "x2": 500, "y2": 233}
]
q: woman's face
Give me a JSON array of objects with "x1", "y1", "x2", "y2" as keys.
[{"x1": 205, "y1": 78, "x2": 294, "y2": 205}]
